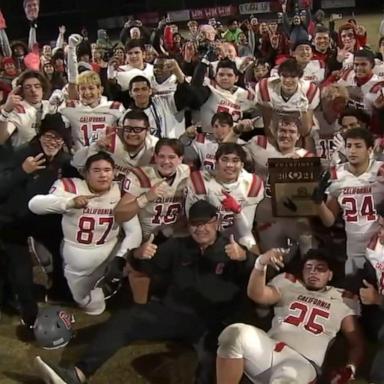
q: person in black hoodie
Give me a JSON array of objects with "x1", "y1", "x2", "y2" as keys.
[{"x1": 0, "y1": 113, "x2": 76, "y2": 330}]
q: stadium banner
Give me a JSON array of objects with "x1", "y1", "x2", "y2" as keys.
[
  {"x1": 167, "y1": 10, "x2": 191, "y2": 22},
  {"x1": 239, "y1": 2, "x2": 271, "y2": 15},
  {"x1": 321, "y1": 0, "x2": 355, "y2": 8},
  {"x1": 268, "y1": 157, "x2": 322, "y2": 217},
  {"x1": 190, "y1": 5, "x2": 237, "y2": 20}
]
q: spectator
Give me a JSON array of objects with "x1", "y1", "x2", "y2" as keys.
[{"x1": 0, "y1": 113, "x2": 73, "y2": 329}]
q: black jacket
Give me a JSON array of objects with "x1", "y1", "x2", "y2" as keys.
[
  {"x1": 131, "y1": 233, "x2": 255, "y2": 325},
  {"x1": 0, "y1": 139, "x2": 77, "y2": 227}
]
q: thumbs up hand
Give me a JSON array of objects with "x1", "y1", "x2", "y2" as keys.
[
  {"x1": 133, "y1": 233, "x2": 158, "y2": 259},
  {"x1": 225, "y1": 234, "x2": 246, "y2": 261},
  {"x1": 359, "y1": 279, "x2": 381, "y2": 305}
]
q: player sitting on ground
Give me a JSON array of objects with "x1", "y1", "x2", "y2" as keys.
[{"x1": 217, "y1": 248, "x2": 365, "y2": 384}]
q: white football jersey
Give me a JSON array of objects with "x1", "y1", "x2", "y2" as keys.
[
  {"x1": 60, "y1": 97, "x2": 124, "y2": 151},
  {"x1": 193, "y1": 83, "x2": 255, "y2": 133},
  {"x1": 71, "y1": 134, "x2": 158, "y2": 183},
  {"x1": 186, "y1": 169, "x2": 264, "y2": 249},
  {"x1": 366, "y1": 234, "x2": 384, "y2": 294},
  {"x1": 6, "y1": 100, "x2": 54, "y2": 147},
  {"x1": 271, "y1": 60, "x2": 325, "y2": 84},
  {"x1": 328, "y1": 160, "x2": 384, "y2": 264},
  {"x1": 152, "y1": 74, "x2": 177, "y2": 96},
  {"x1": 191, "y1": 132, "x2": 245, "y2": 171},
  {"x1": 337, "y1": 69, "x2": 383, "y2": 113},
  {"x1": 373, "y1": 59, "x2": 384, "y2": 79},
  {"x1": 116, "y1": 64, "x2": 154, "y2": 91},
  {"x1": 127, "y1": 94, "x2": 185, "y2": 139},
  {"x1": 256, "y1": 77, "x2": 320, "y2": 113},
  {"x1": 122, "y1": 164, "x2": 190, "y2": 237},
  {"x1": 46, "y1": 178, "x2": 120, "y2": 248},
  {"x1": 312, "y1": 110, "x2": 341, "y2": 166},
  {"x1": 28, "y1": 178, "x2": 142, "y2": 274},
  {"x1": 268, "y1": 273, "x2": 360, "y2": 368}
]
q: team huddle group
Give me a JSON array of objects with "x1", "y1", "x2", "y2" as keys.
[{"x1": 2, "y1": 0, "x2": 384, "y2": 383}]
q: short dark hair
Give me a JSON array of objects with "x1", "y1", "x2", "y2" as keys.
[
  {"x1": 125, "y1": 39, "x2": 145, "y2": 52},
  {"x1": 85, "y1": 152, "x2": 115, "y2": 171},
  {"x1": 344, "y1": 127, "x2": 374, "y2": 148},
  {"x1": 314, "y1": 26, "x2": 329, "y2": 35},
  {"x1": 278, "y1": 58, "x2": 304, "y2": 78},
  {"x1": 129, "y1": 75, "x2": 151, "y2": 91},
  {"x1": 216, "y1": 58, "x2": 239, "y2": 76},
  {"x1": 211, "y1": 111, "x2": 233, "y2": 127},
  {"x1": 301, "y1": 248, "x2": 335, "y2": 273},
  {"x1": 215, "y1": 143, "x2": 246, "y2": 163},
  {"x1": 122, "y1": 109, "x2": 149, "y2": 127},
  {"x1": 16, "y1": 70, "x2": 50, "y2": 99},
  {"x1": 155, "y1": 138, "x2": 184, "y2": 157},
  {"x1": 354, "y1": 49, "x2": 375, "y2": 68},
  {"x1": 338, "y1": 108, "x2": 370, "y2": 127}
]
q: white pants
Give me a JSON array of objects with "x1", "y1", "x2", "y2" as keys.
[
  {"x1": 62, "y1": 241, "x2": 117, "y2": 315},
  {"x1": 217, "y1": 323, "x2": 317, "y2": 384}
]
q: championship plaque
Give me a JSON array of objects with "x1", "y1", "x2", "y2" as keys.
[{"x1": 268, "y1": 157, "x2": 322, "y2": 217}]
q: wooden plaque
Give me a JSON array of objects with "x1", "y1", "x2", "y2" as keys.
[{"x1": 268, "y1": 157, "x2": 322, "y2": 217}]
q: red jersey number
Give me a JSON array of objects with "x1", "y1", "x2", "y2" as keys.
[
  {"x1": 341, "y1": 195, "x2": 376, "y2": 223},
  {"x1": 284, "y1": 301, "x2": 330, "y2": 335},
  {"x1": 76, "y1": 216, "x2": 114, "y2": 245}
]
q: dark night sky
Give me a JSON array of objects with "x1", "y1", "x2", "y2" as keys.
[{"x1": 1, "y1": 0, "x2": 382, "y2": 42}]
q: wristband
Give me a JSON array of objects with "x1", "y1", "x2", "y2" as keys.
[
  {"x1": 136, "y1": 194, "x2": 149, "y2": 208},
  {"x1": 346, "y1": 364, "x2": 356, "y2": 377},
  {"x1": 201, "y1": 58, "x2": 210, "y2": 66},
  {"x1": 254, "y1": 257, "x2": 267, "y2": 271},
  {"x1": 0, "y1": 109, "x2": 9, "y2": 121}
]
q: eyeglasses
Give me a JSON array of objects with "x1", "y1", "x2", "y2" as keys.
[
  {"x1": 121, "y1": 126, "x2": 147, "y2": 134},
  {"x1": 189, "y1": 217, "x2": 217, "y2": 228},
  {"x1": 41, "y1": 133, "x2": 64, "y2": 143}
]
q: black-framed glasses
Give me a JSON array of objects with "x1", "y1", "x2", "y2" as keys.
[{"x1": 121, "y1": 126, "x2": 148, "y2": 134}]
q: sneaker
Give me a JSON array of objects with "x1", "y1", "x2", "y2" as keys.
[{"x1": 34, "y1": 356, "x2": 84, "y2": 384}]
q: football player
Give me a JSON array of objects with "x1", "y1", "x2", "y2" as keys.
[{"x1": 29, "y1": 152, "x2": 142, "y2": 314}]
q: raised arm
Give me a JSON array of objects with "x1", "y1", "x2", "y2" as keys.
[{"x1": 247, "y1": 248, "x2": 284, "y2": 305}]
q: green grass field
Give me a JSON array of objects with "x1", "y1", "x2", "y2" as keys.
[{"x1": 1, "y1": 12, "x2": 383, "y2": 384}]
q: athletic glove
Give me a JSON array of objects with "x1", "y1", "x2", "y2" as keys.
[
  {"x1": 312, "y1": 170, "x2": 331, "y2": 205},
  {"x1": 104, "y1": 256, "x2": 126, "y2": 283},
  {"x1": 329, "y1": 365, "x2": 355, "y2": 384},
  {"x1": 221, "y1": 191, "x2": 242, "y2": 214}
]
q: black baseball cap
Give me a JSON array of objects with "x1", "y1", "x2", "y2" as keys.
[
  {"x1": 292, "y1": 39, "x2": 312, "y2": 51},
  {"x1": 39, "y1": 113, "x2": 70, "y2": 146},
  {"x1": 188, "y1": 200, "x2": 218, "y2": 224}
]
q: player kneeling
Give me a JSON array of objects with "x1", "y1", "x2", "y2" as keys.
[{"x1": 29, "y1": 152, "x2": 142, "y2": 314}]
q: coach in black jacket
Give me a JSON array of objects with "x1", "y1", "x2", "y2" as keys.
[
  {"x1": 0, "y1": 113, "x2": 75, "y2": 328},
  {"x1": 35, "y1": 200, "x2": 256, "y2": 384}
]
